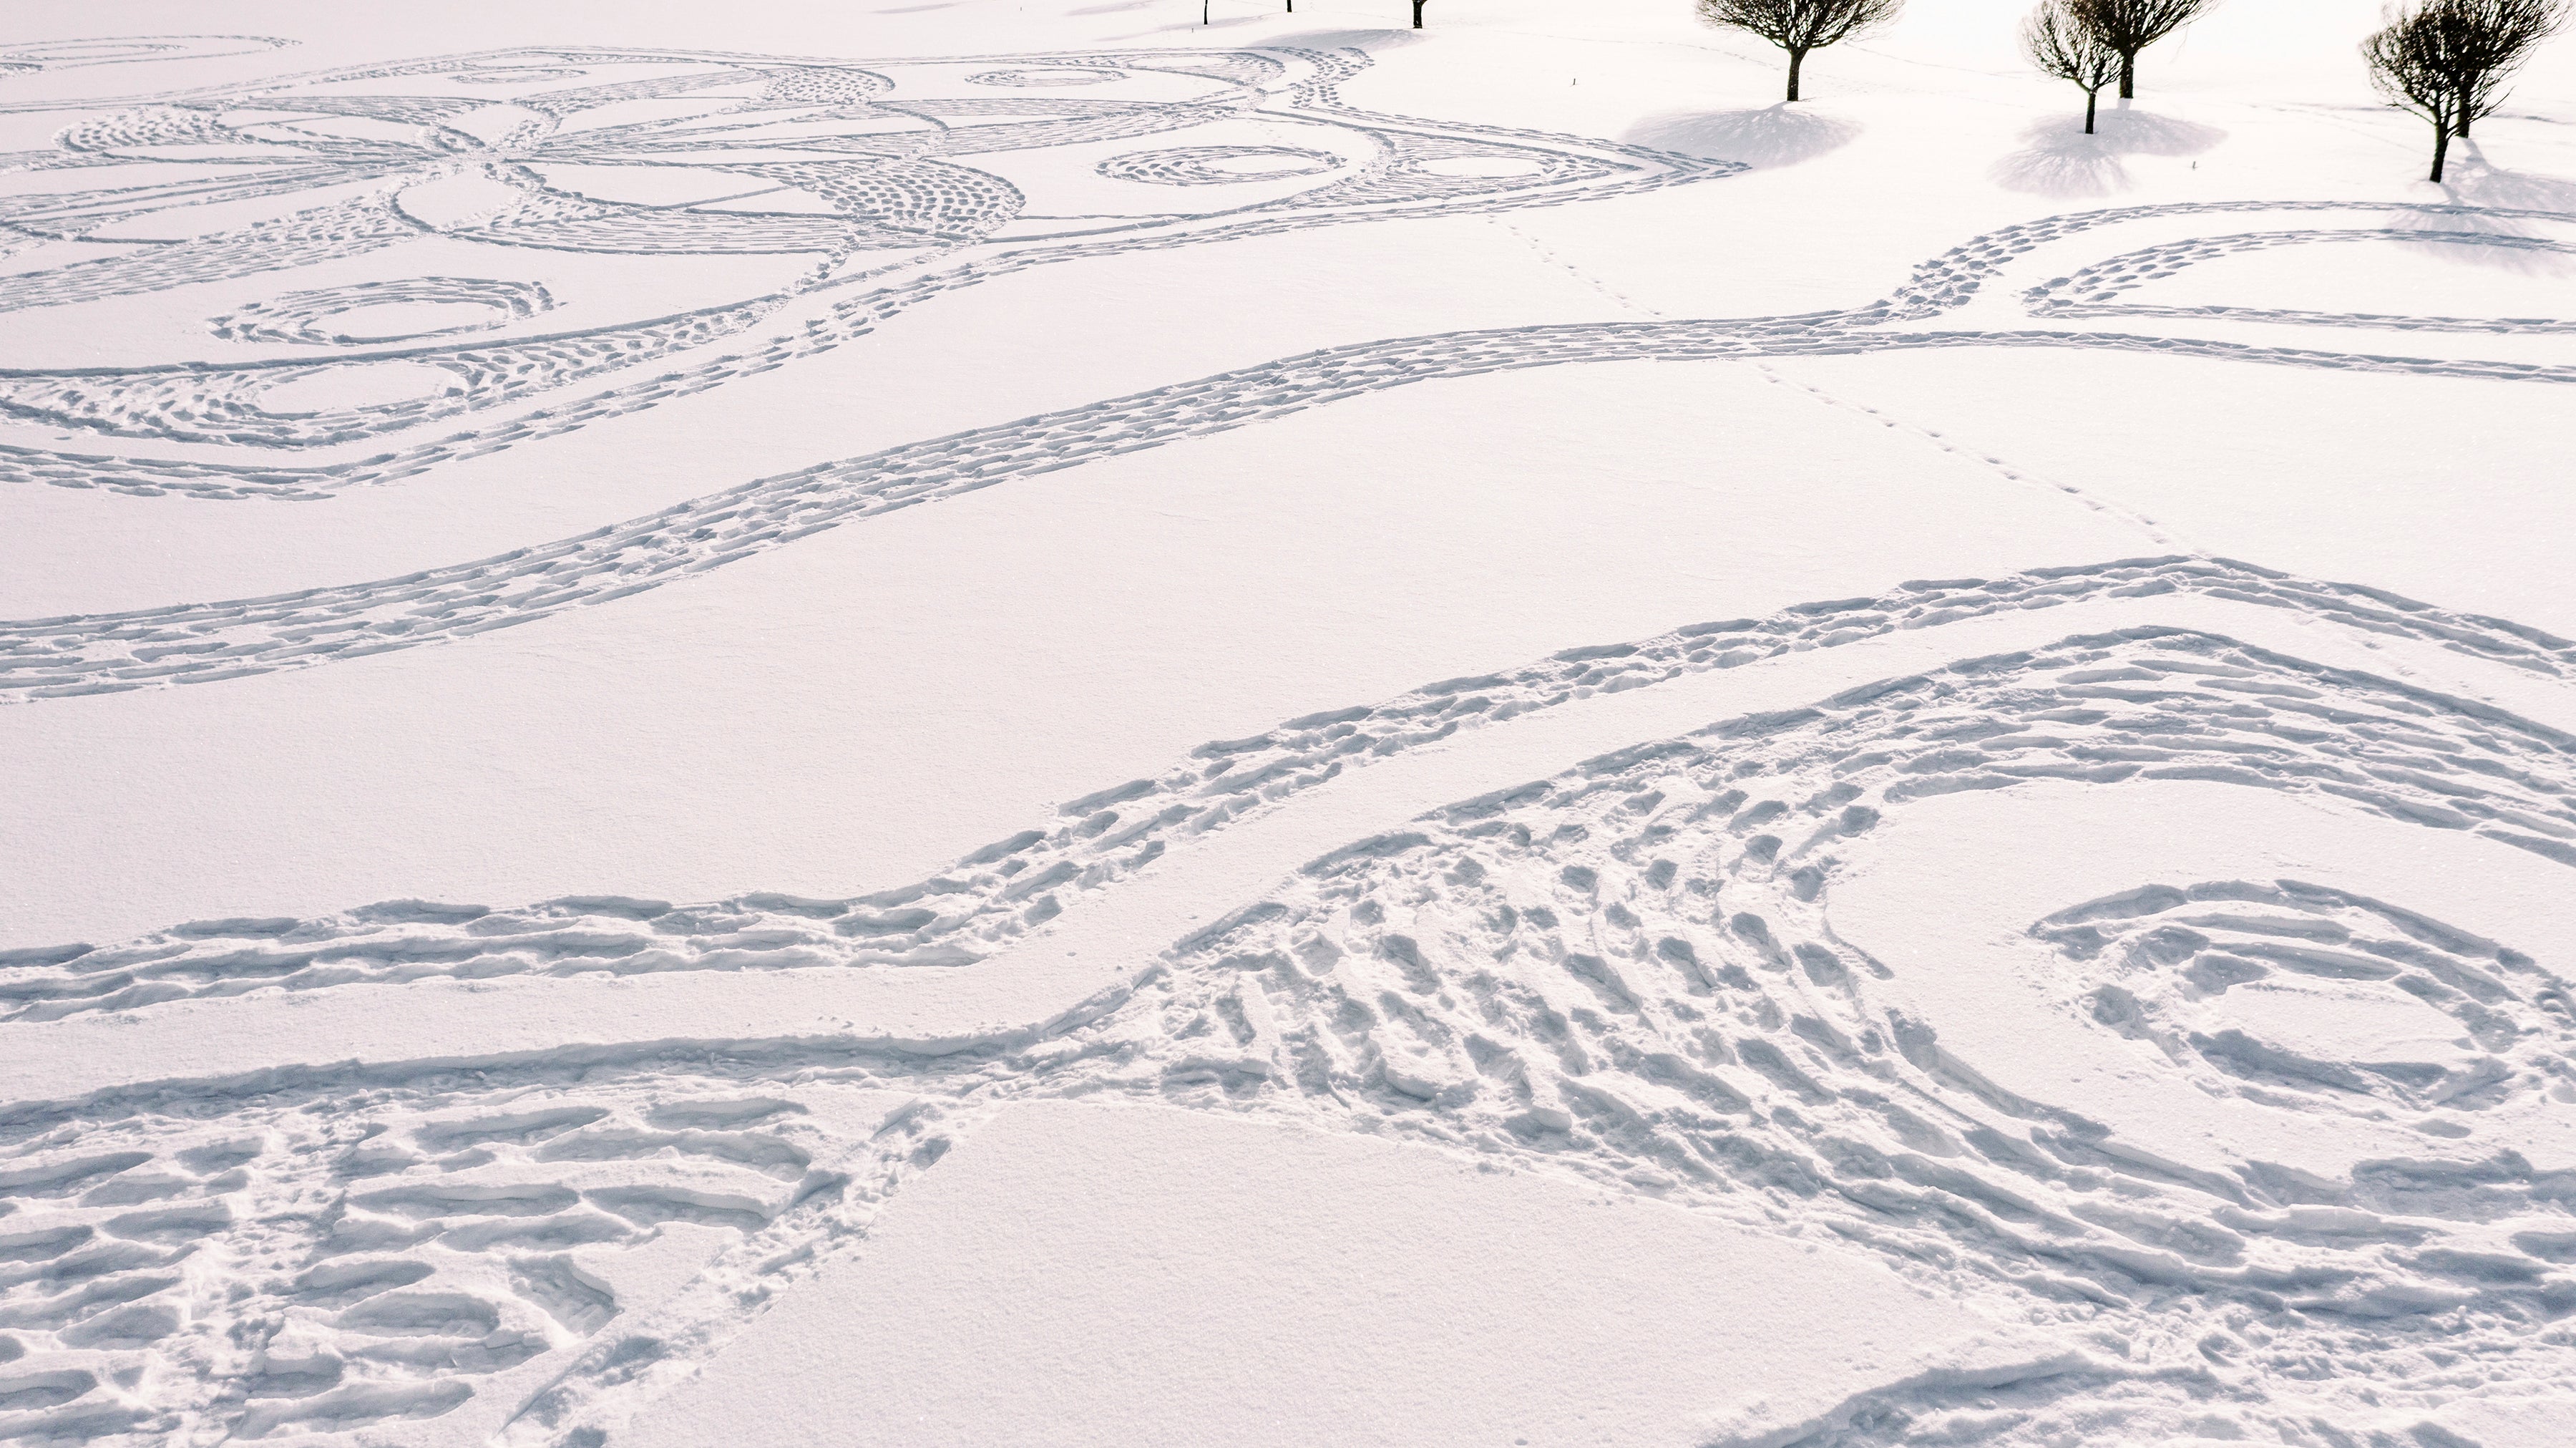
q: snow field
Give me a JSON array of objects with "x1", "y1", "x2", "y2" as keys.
[{"x1": 1, "y1": 2, "x2": 2573, "y2": 1444}]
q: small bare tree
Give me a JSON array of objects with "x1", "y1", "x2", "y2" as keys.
[
  {"x1": 2024, "y1": 0, "x2": 2124, "y2": 132},
  {"x1": 2366, "y1": 0, "x2": 2567, "y2": 178},
  {"x1": 1695, "y1": 0, "x2": 1906, "y2": 102},
  {"x1": 2072, "y1": 0, "x2": 2216, "y2": 99},
  {"x1": 2370, "y1": 1, "x2": 2473, "y2": 180},
  {"x1": 2367, "y1": 4, "x2": 2470, "y2": 180},
  {"x1": 2450, "y1": 0, "x2": 2567, "y2": 136}
]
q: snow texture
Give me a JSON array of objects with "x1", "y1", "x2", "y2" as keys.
[{"x1": 2, "y1": 2, "x2": 2574, "y2": 1445}]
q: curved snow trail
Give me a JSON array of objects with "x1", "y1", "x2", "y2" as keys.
[
  {"x1": 4, "y1": 567, "x2": 2575, "y2": 1444},
  {"x1": 7, "y1": 38, "x2": 2576, "y2": 1448},
  {"x1": 0, "y1": 43, "x2": 1735, "y2": 500},
  {"x1": 5, "y1": 200, "x2": 2572, "y2": 702},
  {"x1": 8, "y1": 553, "x2": 2576, "y2": 1023}
]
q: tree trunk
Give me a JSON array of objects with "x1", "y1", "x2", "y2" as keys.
[
  {"x1": 2084, "y1": 89, "x2": 2098, "y2": 135},
  {"x1": 1413, "y1": 0, "x2": 1425, "y2": 26},
  {"x1": 2118, "y1": 50, "x2": 2136, "y2": 100},
  {"x1": 1786, "y1": 47, "x2": 1805, "y2": 103},
  {"x1": 2430, "y1": 113, "x2": 2451, "y2": 182}
]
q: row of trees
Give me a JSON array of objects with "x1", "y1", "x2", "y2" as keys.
[
  {"x1": 1694, "y1": 0, "x2": 2210, "y2": 105},
  {"x1": 2020, "y1": 0, "x2": 2208, "y2": 132},
  {"x1": 2364, "y1": 0, "x2": 2567, "y2": 178},
  {"x1": 1690, "y1": 0, "x2": 2566, "y2": 180}
]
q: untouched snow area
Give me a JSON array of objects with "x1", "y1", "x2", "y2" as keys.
[{"x1": 1, "y1": 0, "x2": 2574, "y2": 1443}]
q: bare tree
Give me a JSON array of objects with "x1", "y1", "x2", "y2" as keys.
[
  {"x1": 2449, "y1": 0, "x2": 2567, "y2": 135},
  {"x1": 2024, "y1": 0, "x2": 2124, "y2": 132},
  {"x1": 2366, "y1": 1, "x2": 2472, "y2": 180},
  {"x1": 1695, "y1": 0, "x2": 1906, "y2": 102},
  {"x1": 1413, "y1": 0, "x2": 1429, "y2": 26},
  {"x1": 2071, "y1": 0, "x2": 2215, "y2": 99},
  {"x1": 2366, "y1": 0, "x2": 2567, "y2": 178}
]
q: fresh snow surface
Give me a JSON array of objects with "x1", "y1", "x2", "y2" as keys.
[{"x1": 1, "y1": 1, "x2": 2574, "y2": 1444}]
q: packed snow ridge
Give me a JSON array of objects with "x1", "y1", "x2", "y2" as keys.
[{"x1": 1, "y1": 4, "x2": 2573, "y2": 1447}]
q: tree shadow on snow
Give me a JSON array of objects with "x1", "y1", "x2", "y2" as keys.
[
  {"x1": 2388, "y1": 151, "x2": 2576, "y2": 274},
  {"x1": 1620, "y1": 107, "x2": 1860, "y2": 170},
  {"x1": 1990, "y1": 109, "x2": 2225, "y2": 198},
  {"x1": 1266, "y1": 28, "x2": 1429, "y2": 52}
]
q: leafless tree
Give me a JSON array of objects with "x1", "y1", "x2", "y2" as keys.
[
  {"x1": 2366, "y1": 0, "x2": 2567, "y2": 178},
  {"x1": 2024, "y1": 0, "x2": 2124, "y2": 132},
  {"x1": 1695, "y1": 0, "x2": 1906, "y2": 102},
  {"x1": 2366, "y1": 5, "x2": 2470, "y2": 180},
  {"x1": 2070, "y1": 0, "x2": 2215, "y2": 99},
  {"x1": 2449, "y1": 0, "x2": 2567, "y2": 135},
  {"x1": 1414, "y1": 0, "x2": 1429, "y2": 26}
]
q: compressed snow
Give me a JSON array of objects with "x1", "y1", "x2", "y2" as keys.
[
  {"x1": 1, "y1": 1, "x2": 2573, "y2": 1444},
  {"x1": 624, "y1": 1099, "x2": 1988, "y2": 1448}
]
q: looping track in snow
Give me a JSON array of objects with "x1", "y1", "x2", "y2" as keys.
[
  {"x1": 6, "y1": 32, "x2": 2576, "y2": 1448},
  {"x1": 6, "y1": 558, "x2": 2576, "y2": 1444},
  {"x1": 0, "y1": 44, "x2": 1727, "y2": 497},
  {"x1": 4, "y1": 195, "x2": 2571, "y2": 700},
  {"x1": 8, "y1": 553, "x2": 2576, "y2": 1015}
]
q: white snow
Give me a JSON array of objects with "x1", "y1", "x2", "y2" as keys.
[
  {"x1": 625, "y1": 1100, "x2": 1989, "y2": 1448},
  {"x1": 2, "y1": 1, "x2": 2574, "y2": 1444}
]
